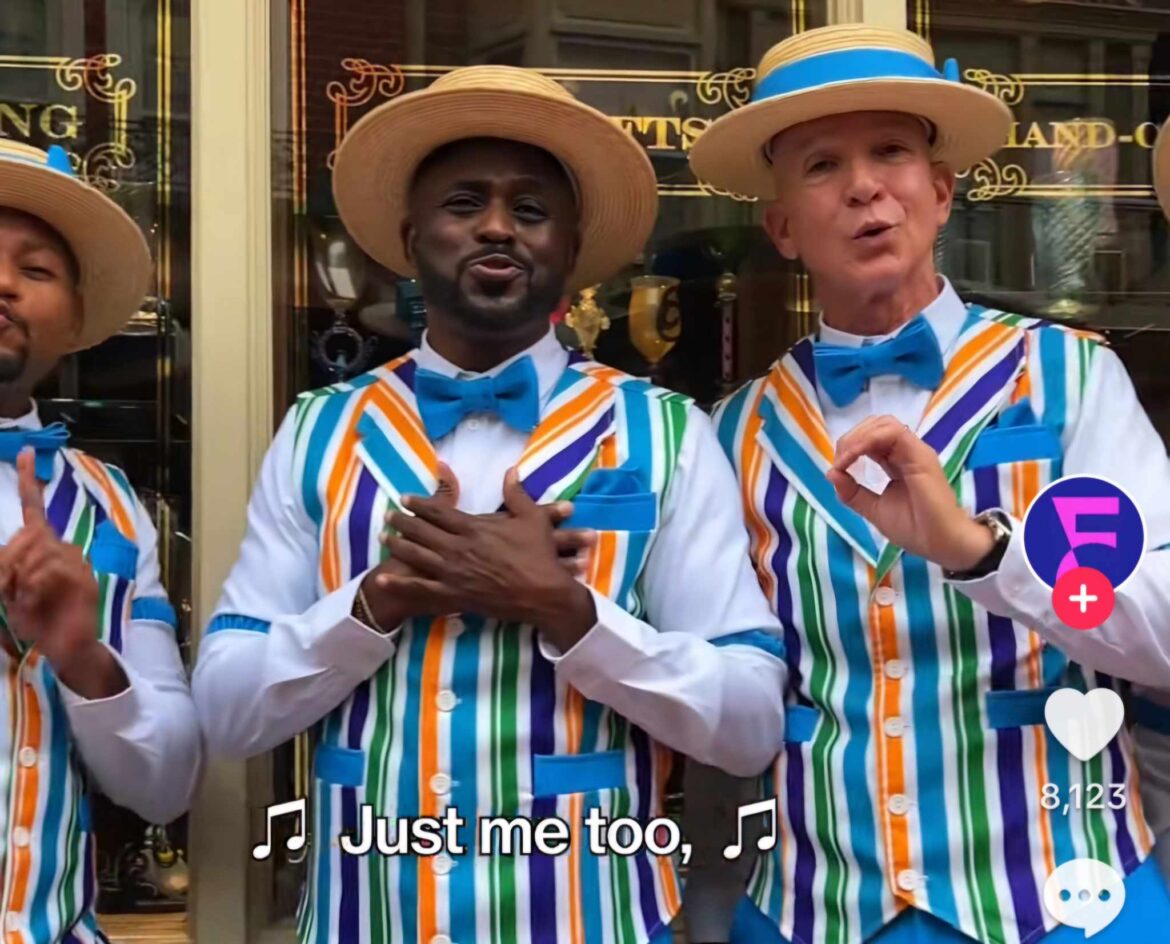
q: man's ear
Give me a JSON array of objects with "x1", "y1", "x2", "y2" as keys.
[
  {"x1": 932, "y1": 162, "x2": 957, "y2": 227},
  {"x1": 401, "y1": 220, "x2": 416, "y2": 265},
  {"x1": 763, "y1": 200, "x2": 800, "y2": 261}
]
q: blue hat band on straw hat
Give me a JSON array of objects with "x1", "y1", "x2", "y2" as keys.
[
  {"x1": 752, "y1": 47, "x2": 960, "y2": 103},
  {"x1": 0, "y1": 144, "x2": 76, "y2": 178}
]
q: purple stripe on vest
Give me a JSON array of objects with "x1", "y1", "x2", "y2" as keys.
[
  {"x1": 108, "y1": 579, "x2": 128, "y2": 653},
  {"x1": 975, "y1": 465, "x2": 1046, "y2": 936},
  {"x1": 348, "y1": 466, "x2": 378, "y2": 574},
  {"x1": 81, "y1": 827, "x2": 96, "y2": 913},
  {"x1": 788, "y1": 742, "x2": 816, "y2": 943},
  {"x1": 791, "y1": 340, "x2": 817, "y2": 389},
  {"x1": 529, "y1": 642, "x2": 559, "y2": 943},
  {"x1": 394, "y1": 358, "x2": 418, "y2": 388},
  {"x1": 521, "y1": 408, "x2": 615, "y2": 501},
  {"x1": 339, "y1": 680, "x2": 372, "y2": 943},
  {"x1": 630, "y1": 724, "x2": 664, "y2": 937},
  {"x1": 923, "y1": 341, "x2": 1024, "y2": 454},
  {"x1": 765, "y1": 469, "x2": 801, "y2": 689},
  {"x1": 1102, "y1": 692, "x2": 1139, "y2": 870},
  {"x1": 47, "y1": 463, "x2": 78, "y2": 539}
]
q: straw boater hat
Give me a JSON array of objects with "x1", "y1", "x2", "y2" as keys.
[
  {"x1": 0, "y1": 140, "x2": 151, "y2": 350},
  {"x1": 689, "y1": 24, "x2": 1013, "y2": 200},
  {"x1": 1154, "y1": 124, "x2": 1170, "y2": 219},
  {"x1": 332, "y1": 65, "x2": 658, "y2": 292}
]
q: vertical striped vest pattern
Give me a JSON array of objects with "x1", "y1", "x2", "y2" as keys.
[
  {"x1": 0, "y1": 449, "x2": 158, "y2": 944},
  {"x1": 713, "y1": 307, "x2": 1155, "y2": 944},
  {"x1": 291, "y1": 353, "x2": 693, "y2": 944}
]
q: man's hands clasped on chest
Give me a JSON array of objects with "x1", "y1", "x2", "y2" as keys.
[{"x1": 357, "y1": 463, "x2": 600, "y2": 650}]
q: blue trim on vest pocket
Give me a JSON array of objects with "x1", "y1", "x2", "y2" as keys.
[
  {"x1": 563, "y1": 492, "x2": 658, "y2": 532},
  {"x1": 712, "y1": 629, "x2": 785, "y2": 660},
  {"x1": 785, "y1": 705, "x2": 820, "y2": 744},
  {"x1": 1131, "y1": 695, "x2": 1170, "y2": 735},
  {"x1": 89, "y1": 520, "x2": 138, "y2": 580},
  {"x1": 131, "y1": 597, "x2": 177, "y2": 629},
  {"x1": 533, "y1": 749, "x2": 626, "y2": 797},
  {"x1": 985, "y1": 688, "x2": 1059, "y2": 729},
  {"x1": 315, "y1": 746, "x2": 366, "y2": 787},
  {"x1": 968, "y1": 425, "x2": 1062, "y2": 470},
  {"x1": 207, "y1": 614, "x2": 272, "y2": 635}
]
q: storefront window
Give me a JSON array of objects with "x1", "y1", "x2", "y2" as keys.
[
  {"x1": 264, "y1": 0, "x2": 826, "y2": 932},
  {"x1": 910, "y1": 0, "x2": 1170, "y2": 432},
  {"x1": 1, "y1": 0, "x2": 192, "y2": 934}
]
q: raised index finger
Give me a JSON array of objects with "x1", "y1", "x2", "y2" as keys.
[{"x1": 16, "y1": 450, "x2": 45, "y2": 526}]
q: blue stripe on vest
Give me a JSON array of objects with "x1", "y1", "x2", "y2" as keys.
[
  {"x1": 712, "y1": 629, "x2": 785, "y2": 660},
  {"x1": 207, "y1": 614, "x2": 272, "y2": 634},
  {"x1": 131, "y1": 597, "x2": 177, "y2": 629},
  {"x1": 533, "y1": 750, "x2": 627, "y2": 797}
]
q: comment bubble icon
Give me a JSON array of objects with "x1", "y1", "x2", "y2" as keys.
[{"x1": 1043, "y1": 859, "x2": 1125, "y2": 938}]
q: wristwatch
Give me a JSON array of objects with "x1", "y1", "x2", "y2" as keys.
[{"x1": 944, "y1": 510, "x2": 1013, "y2": 580}]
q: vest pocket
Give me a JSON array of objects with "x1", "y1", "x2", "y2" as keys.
[
  {"x1": 968, "y1": 424, "x2": 1062, "y2": 470},
  {"x1": 314, "y1": 745, "x2": 366, "y2": 787},
  {"x1": 533, "y1": 749, "x2": 627, "y2": 797},
  {"x1": 985, "y1": 688, "x2": 1060, "y2": 729},
  {"x1": 562, "y1": 492, "x2": 658, "y2": 533},
  {"x1": 785, "y1": 705, "x2": 821, "y2": 744}
]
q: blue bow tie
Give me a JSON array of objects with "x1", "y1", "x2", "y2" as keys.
[
  {"x1": 813, "y1": 315, "x2": 945, "y2": 408},
  {"x1": 0, "y1": 422, "x2": 69, "y2": 482},
  {"x1": 415, "y1": 356, "x2": 541, "y2": 441}
]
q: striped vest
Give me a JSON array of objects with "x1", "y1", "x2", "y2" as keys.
[
  {"x1": 291, "y1": 352, "x2": 692, "y2": 944},
  {"x1": 0, "y1": 447, "x2": 167, "y2": 944},
  {"x1": 713, "y1": 307, "x2": 1155, "y2": 944}
]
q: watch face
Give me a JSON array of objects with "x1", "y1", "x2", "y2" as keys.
[{"x1": 1021, "y1": 475, "x2": 1146, "y2": 591}]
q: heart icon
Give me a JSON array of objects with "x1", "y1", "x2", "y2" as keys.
[{"x1": 1044, "y1": 688, "x2": 1125, "y2": 762}]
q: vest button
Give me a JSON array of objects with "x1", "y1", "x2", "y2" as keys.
[
  {"x1": 12, "y1": 826, "x2": 29, "y2": 848},
  {"x1": 431, "y1": 853, "x2": 454, "y2": 876},
  {"x1": 884, "y1": 660, "x2": 907, "y2": 680},
  {"x1": 436, "y1": 690, "x2": 458, "y2": 712},
  {"x1": 4, "y1": 913, "x2": 19, "y2": 931},
  {"x1": 431, "y1": 936, "x2": 453, "y2": 944},
  {"x1": 17, "y1": 747, "x2": 36, "y2": 768},
  {"x1": 883, "y1": 717, "x2": 906, "y2": 738},
  {"x1": 874, "y1": 586, "x2": 897, "y2": 607},
  {"x1": 430, "y1": 773, "x2": 452, "y2": 796},
  {"x1": 446, "y1": 618, "x2": 465, "y2": 635},
  {"x1": 897, "y1": 869, "x2": 921, "y2": 892},
  {"x1": 888, "y1": 794, "x2": 911, "y2": 816}
]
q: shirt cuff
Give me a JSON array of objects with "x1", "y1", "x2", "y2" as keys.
[
  {"x1": 537, "y1": 589, "x2": 646, "y2": 680},
  {"x1": 311, "y1": 573, "x2": 402, "y2": 667},
  {"x1": 58, "y1": 644, "x2": 142, "y2": 731}
]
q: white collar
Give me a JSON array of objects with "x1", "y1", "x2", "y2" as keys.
[
  {"x1": 817, "y1": 277, "x2": 967, "y2": 355},
  {"x1": 0, "y1": 401, "x2": 43, "y2": 432},
  {"x1": 415, "y1": 327, "x2": 568, "y2": 406}
]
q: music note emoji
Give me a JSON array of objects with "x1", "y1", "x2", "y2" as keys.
[
  {"x1": 722, "y1": 797, "x2": 779, "y2": 861},
  {"x1": 252, "y1": 797, "x2": 308, "y2": 861}
]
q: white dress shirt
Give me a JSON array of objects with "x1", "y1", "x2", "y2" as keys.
[
  {"x1": 817, "y1": 281, "x2": 1170, "y2": 846},
  {"x1": 194, "y1": 329, "x2": 788, "y2": 777},
  {"x1": 0, "y1": 403, "x2": 201, "y2": 828}
]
